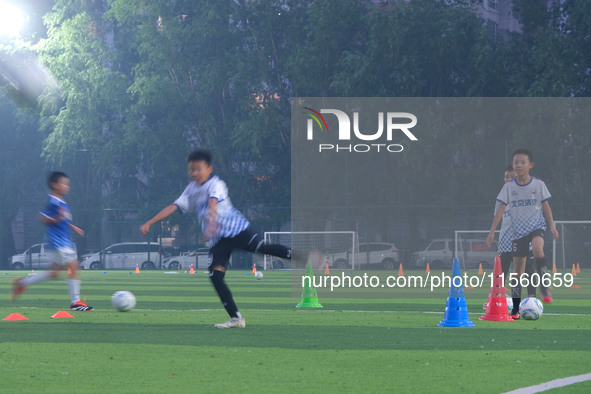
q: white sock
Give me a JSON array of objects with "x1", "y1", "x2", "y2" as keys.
[
  {"x1": 68, "y1": 279, "x2": 81, "y2": 304},
  {"x1": 20, "y1": 271, "x2": 52, "y2": 286},
  {"x1": 236, "y1": 312, "x2": 243, "y2": 319}
]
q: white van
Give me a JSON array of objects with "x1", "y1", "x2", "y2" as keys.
[
  {"x1": 10, "y1": 243, "x2": 52, "y2": 270},
  {"x1": 329, "y1": 242, "x2": 400, "y2": 269},
  {"x1": 412, "y1": 238, "x2": 497, "y2": 269},
  {"x1": 412, "y1": 239, "x2": 454, "y2": 269},
  {"x1": 80, "y1": 242, "x2": 162, "y2": 270}
]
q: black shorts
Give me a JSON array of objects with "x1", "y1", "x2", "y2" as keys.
[
  {"x1": 208, "y1": 227, "x2": 261, "y2": 271},
  {"x1": 512, "y1": 229, "x2": 545, "y2": 257}
]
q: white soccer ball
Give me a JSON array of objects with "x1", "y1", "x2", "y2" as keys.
[
  {"x1": 112, "y1": 291, "x2": 136, "y2": 312},
  {"x1": 255, "y1": 271, "x2": 263, "y2": 280},
  {"x1": 519, "y1": 297, "x2": 543, "y2": 320}
]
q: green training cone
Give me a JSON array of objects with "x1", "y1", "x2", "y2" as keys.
[{"x1": 296, "y1": 262, "x2": 323, "y2": 308}]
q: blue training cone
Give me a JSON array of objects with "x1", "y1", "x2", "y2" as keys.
[{"x1": 438, "y1": 257, "x2": 475, "y2": 327}]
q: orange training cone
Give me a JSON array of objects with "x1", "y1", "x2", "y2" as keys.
[
  {"x1": 552, "y1": 263, "x2": 557, "y2": 274},
  {"x1": 189, "y1": 264, "x2": 195, "y2": 274},
  {"x1": 572, "y1": 264, "x2": 577, "y2": 276},
  {"x1": 576, "y1": 262, "x2": 581, "y2": 274},
  {"x1": 135, "y1": 264, "x2": 140, "y2": 274},
  {"x1": 480, "y1": 256, "x2": 514, "y2": 322},
  {"x1": 67, "y1": 267, "x2": 72, "y2": 275},
  {"x1": 478, "y1": 263, "x2": 483, "y2": 275},
  {"x1": 252, "y1": 263, "x2": 257, "y2": 274},
  {"x1": 51, "y1": 311, "x2": 75, "y2": 319},
  {"x1": 3, "y1": 313, "x2": 29, "y2": 321},
  {"x1": 398, "y1": 263, "x2": 404, "y2": 277},
  {"x1": 426, "y1": 262, "x2": 430, "y2": 273},
  {"x1": 324, "y1": 263, "x2": 330, "y2": 275}
]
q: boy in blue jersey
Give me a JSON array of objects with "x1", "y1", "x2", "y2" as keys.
[
  {"x1": 140, "y1": 149, "x2": 291, "y2": 328},
  {"x1": 487, "y1": 149, "x2": 558, "y2": 318},
  {"x1": 11, "y1": 172, "x2": 94, "y2": 311}
]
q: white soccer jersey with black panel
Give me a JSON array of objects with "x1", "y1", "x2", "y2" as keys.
[
  {"x1": 174, "y1": 175, "x2": 250, "y2": 246},
  {"x1": 496, "y1": 177, "x2": 551, "y2": 241}
]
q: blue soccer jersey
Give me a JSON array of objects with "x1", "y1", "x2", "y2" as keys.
[
  {"x1": 40, "y1": 195, "x2": 74, "y2": 250},
  {"x1": 496, "y1": 177, "x2": 551, "y2": 241},
  {"x1": 174, "y1": 175, "x2": 250, "y2": 246}
]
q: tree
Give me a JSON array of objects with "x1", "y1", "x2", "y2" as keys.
[{"x1": 0, "y1": 87, "x2": 44, "y2": 267}]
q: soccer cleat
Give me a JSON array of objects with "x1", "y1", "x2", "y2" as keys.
[
  {"x1": 214, "y1": 317, "x2": 246, "y2": 329},
  {"x1": 10, "y1": 279, "x2": 27, "y2": 300},
  {"x1": 541, "y1": 288, "x2": 553, "y2": 304},
  {"x1": 510, "y1": 313, "x2": 520, "y2": 320},
  {"x1": 70, "y1": 300, "x2": 94, "y2": 311}
]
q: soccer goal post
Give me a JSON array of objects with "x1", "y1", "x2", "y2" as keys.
[
  {"x1": 263, "y1": 231, "x2": 358, "y2": 270},
  {"x1": 454, "y1": 230, "x2": 499, "y2": 271},
  {"x1": 552, "y1": 221, "x2": 591, "y2": 270}
]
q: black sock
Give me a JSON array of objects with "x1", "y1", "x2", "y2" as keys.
[
  {"x1": 536, "y1": 257, "x2": 550, "y2": 296},
  {"x1": 210, "y1": 270, "x2": 239, "y2": 318},
  {"x1": 511, "y1": 285, "x2": 521, "y2": 315},
  {"x1": 525, "y1": 257, "x2": 537, "y2": 298}
]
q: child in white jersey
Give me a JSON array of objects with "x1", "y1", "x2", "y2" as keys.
[
  {"x1": 487, "y1": 149, "x2": 558, "y2": 318},
  {"x1": 140, "y1": 149, "x2": 291, "y2": 328}
]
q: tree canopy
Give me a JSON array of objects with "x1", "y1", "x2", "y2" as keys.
[{"x1": 1, "y1": 0, "x2": 590, "y2": 264}]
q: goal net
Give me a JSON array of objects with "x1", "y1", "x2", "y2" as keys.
[
  {"x1": 263, "y1": 231, "x2": 358, "y2": 270},
  {"x1": 454, "y1": 230, "x2": 500, "y2": 271},
  {"x1": 552, "y1": 221, "x2": 591, "y2": 270}
]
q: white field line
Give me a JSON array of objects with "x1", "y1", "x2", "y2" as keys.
[{"x1": 503, "y1": 372, "x2": 591, "y2": 394}]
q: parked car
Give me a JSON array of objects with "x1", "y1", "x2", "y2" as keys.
[
  {"x1": 412, "y1": 239, "x2": 454, "y2": 269},
  {"x1": 329, "y1": 242, "x2": 400, "y2": 269},
  {"x1": 161, "y1": 248, "x2": 209, "y2": 270},
  {"x1": 463, "y1": 239, "x2": 497, "y2": 269},
  {"x1": 412, "y1": 238, "x2": 497, "y2": 269},
  {"x1": 80, "y1": 242, "x2": 164, "y2": 270},
  {"x1": 10, "y1": 243, "x2": 53, "y2": 270}
]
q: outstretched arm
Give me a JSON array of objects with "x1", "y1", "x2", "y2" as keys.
[
  {"x1": 140, "y1": 204, "x2": 178, "y2": 236},
  {"x1": 542, "y1": 201, "x2": 559, "y2": 240},
  {"x1": 69, "y1": 223, "x2": 85, "y2": 237},
  {"x1": 486, "y1": 204, "x2": 506, "y2": 248}
]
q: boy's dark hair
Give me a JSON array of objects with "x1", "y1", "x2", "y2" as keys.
[
  {"x1": 187, "y1": 149, "x2": 212, "y2": 166},
  {"x1": 48, "y1": 171, "x2": 68, "y2": 189},
  {"x1": 505, "y1": 164, "x2": 514, "y2": 172},
  {"x1": 513, "y1": 148, "x2": 533, "y2": 162}
]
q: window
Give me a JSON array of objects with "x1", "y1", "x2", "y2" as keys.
[
  {"x1": 370, "y1": 244, "x2": 391, "y2": 252},
  {"x1": 428, "y1": 241, "x2": 445, "y2": 251}
]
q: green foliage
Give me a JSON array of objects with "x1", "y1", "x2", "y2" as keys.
[
  {"x1": 0, "y1": 87, "x2": 45, "y2": 259},
  {"x1": 0, "y1": 0, "x2": 587, "y2": 253}
]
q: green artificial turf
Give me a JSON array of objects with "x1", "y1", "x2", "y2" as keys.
[{"x1": 1, "y1": 270, "x2": 589, "y2": 393}]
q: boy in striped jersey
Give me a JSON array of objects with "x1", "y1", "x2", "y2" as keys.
[
  {"x1": 487, "y1": 164, "x2": 536, "y2": 310},
  {"x1": 140, "y1": 149, "x2": 291, "y2": 328},
  {"x1": 487, "y1": 149, "x2": 558, "y2": 318}
]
